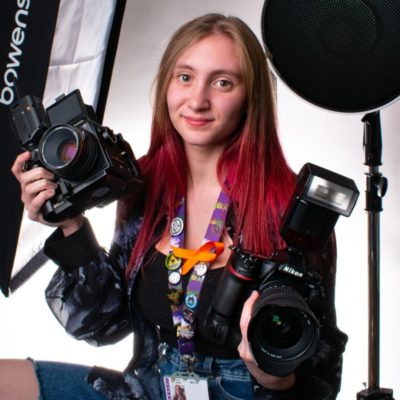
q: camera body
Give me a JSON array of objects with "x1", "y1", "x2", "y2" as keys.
[
  {"x1": 204, "y1": 163, "x2": 359, "y2": 377},
  {"x1": 10, "y1": 90, "x2": 143, "y2": 222},
  {"x1": 205, "y1": 245, "x2": 323, "y2": 377}
]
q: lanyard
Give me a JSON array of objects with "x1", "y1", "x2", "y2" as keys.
[{"x1": 165, "y1": 191, "x2": 230, "y2": 356}]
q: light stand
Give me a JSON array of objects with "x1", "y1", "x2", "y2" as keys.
[
  {"x1": 356, "y1": 111, "x2": 394, "y2": 400},
  {"x1": 260, "y1": 1, "x2": 400, "y2": 396}
]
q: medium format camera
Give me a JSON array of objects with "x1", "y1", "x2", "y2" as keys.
[
  {"x1": 9, "y1": 89, "x2": 143, "y2": 222},
  {"x1": 204, "y1": 163, "x2": 359, "y2": 376}
]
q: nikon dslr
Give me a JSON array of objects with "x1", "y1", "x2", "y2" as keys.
[
  {"x1": 10, "y1": 89, "x2": 143, "y2": 222},
  {"x1": 205, "y1": 243, "x2": 324, "y2": 377},
  {"x1": 204, "y1": 163, "x2": 359, "y2": 376}
]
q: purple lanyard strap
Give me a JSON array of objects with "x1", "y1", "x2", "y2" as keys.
[{"x1": 166, "y1": 191, "x2": 230, "y2": 355}]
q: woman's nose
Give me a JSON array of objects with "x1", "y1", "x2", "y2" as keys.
[{"x1": 188, "y1": 83, "x2": 210, "y2": 110}]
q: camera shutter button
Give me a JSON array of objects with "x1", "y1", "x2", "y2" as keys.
[{"x1": 102, "y1": 128, "x2": 116, "y2": 143}]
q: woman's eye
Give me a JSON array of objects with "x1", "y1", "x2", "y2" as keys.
[
  {"x1": 178, "y1": 74, "x2": 191, "y2": 83},
  {"x1": 215, "y1": 79, "x2": 232, "y2": 89}
]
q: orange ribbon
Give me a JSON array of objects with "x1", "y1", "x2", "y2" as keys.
[{"x1": 172, "y1": 241, "x2": 224, "y2": 275}]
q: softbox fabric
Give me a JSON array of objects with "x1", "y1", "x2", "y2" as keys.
[
  {"x1": 0, "y1": 0, "x2": 60, "y2": 296},
  {"x1": 1, "y1": 0, "x2": 125, "y2": 295}
]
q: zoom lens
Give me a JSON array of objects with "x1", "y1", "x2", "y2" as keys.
[
  {"x1": 39, "y1": 125, "x2": 99, "y2": 180},
  {"x1": 261, "y1": 309, "x2": 302, "y2": 349},
  {"x1": 248, "y1": 285, "x2": 319, "y2": 377}
]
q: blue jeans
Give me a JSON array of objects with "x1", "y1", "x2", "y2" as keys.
[
  {"x1": 31, "y1": 359, "x2": 106, "y2": 400},
  {"x1": 30, "y1": 346, "x2": 254, "y2": 400},
  {"x1": 156, "y1": 344, "x2": 254, "y2": 400}
]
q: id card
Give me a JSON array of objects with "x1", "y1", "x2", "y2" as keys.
[{"x1": 163, "y1": 373, "x2": 209, "y2": 400}]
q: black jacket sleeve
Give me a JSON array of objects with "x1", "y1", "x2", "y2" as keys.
[{"x1": 43, "y1": 214, "x2": 142, "y2": 345}]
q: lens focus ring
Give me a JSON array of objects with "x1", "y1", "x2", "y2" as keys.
[{"x1": 39, "y1": 124, "x2": 99, "y2": 180}]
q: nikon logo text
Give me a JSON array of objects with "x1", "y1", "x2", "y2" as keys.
[{"x1": 282, "y1": 265, "x2": 304, "y2": 278}]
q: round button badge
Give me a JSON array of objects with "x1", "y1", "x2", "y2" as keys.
[
  {"x1": 170, "y1": 217, "x2": 184, "y2": 237},
  {"x1": 183, "y1": 308, "x2": 195, "y2": 324},
  {"x1": 168, "y1": 271, "x2": 181, "y2": 285},
  {"x1": 165, "y1": 252, "x2": 182, "y2": 271},
  {"x1": 185, "y1": 293, "x2": 198, "y2": 309},
  {"x1": 194, "y1": 262, "x2": 207, "y2": 277}
]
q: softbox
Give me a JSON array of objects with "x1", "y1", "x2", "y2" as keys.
[
  {"x1": 0, "y1": 0, "x2": 60, "y2": 296},
  {"x1": 0, "y1": 0, "x2": 127, "y2": 296}
]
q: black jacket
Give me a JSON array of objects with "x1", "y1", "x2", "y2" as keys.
[{"x1": 43, "y1": 206, "x2": 348, "y2": 399}]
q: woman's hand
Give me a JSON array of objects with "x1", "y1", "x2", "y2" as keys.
[
  {"x1": 11, "y1": 151, "x2": 83, "y2": 235},
  {"x1": 238, "y1": 290, "x2": 296, "y2": 391}
]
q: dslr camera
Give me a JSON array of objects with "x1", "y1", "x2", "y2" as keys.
[
  {"x1": 9, "y1": 90, "x2": 143, "y2": 222},
  {"x1": 204, "y1": 163, "x2": 359, "y2": 376}
]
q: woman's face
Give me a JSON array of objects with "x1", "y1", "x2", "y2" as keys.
[{"x1": 166, "y1": 34, "x2": 246, "y2": 151}]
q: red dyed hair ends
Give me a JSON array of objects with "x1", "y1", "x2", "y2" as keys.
[{"x1": 119, "y1": 14, "x2": 296, "y2": 276}]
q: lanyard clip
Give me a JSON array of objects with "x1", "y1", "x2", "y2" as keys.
[
  {"x1": 181, "y1": 354, "x2": 197, "y2": 373},
  {"x1": 158, "y1": 342, "x2": 169, "y2": 361}
]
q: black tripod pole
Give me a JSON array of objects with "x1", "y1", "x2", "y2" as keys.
[{"x1": 357, "y1": 111, "x2": 393, "y2": 400}]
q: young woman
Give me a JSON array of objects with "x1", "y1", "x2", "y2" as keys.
[{"x1": 4, "y1": 13, "x2": 347, "y2": 400}]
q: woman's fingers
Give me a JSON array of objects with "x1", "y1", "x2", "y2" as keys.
[
  {"x1": 11, "y1": 151, "x2": 31, "y2": 181},
  {"x1": 238, "y1": 290, "x2": 259, "y2": 362},
  {"x1": 11, "y1": 151, "x2": 57, "y2": 222},
  {"x1": 11, "y1": 152, "x2": 82, "y2": 231}
]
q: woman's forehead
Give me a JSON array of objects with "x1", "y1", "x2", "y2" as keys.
[{"x1": 173, "y1": 34, "x2": 243, "y2": 75}]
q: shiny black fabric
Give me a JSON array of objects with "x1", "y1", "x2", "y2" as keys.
[
  {"x1": 135, "y1": 250, "x2": 240, "y2": 358},
  {"x1": 43, "y1": 206, "x2": 348, "y2": 400}
]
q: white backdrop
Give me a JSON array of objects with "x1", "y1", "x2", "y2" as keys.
[{"x1": 1, "y1": 1, "x2": 399, "y2": 399}]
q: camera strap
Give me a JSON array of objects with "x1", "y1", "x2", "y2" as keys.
[{"x1": 165, "y1": 190, "x2": 230, "y2": 361}]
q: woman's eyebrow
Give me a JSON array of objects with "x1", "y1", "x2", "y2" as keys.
[
  {"x1": 173, "y1": 63, "x2": 242, "y2": 78},
  {"x1": 173, "y1": 63, "x2": 194, "y2": 71},
  {"x1": 211, "y1": 69, "x2": 242, "y2": 79}
]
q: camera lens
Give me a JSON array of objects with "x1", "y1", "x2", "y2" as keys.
[
  {"x1": 261, "y1": 309, "x2": 302, "y2": 349},
  {"x1": 39, "y1": 125, "x2": 99, "y2": 180},
  {"x1": 248, "y1": 285, "x2": 319, "y2": 376},
  {"x1": 59, "y1": 141, "x2": 78, "y2": 163}
]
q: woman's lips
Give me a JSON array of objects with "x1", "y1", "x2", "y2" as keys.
[{"x1": 183, "y1": 116, "x2": 213, "y2": 127}]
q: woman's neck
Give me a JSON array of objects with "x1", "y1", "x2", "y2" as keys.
[
  {"x1": 156, "y1": 143, "x2": 229, "y2": 260},
  {"x1": 184, "y1": 143, "x2": 224, "y2": 190}
]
